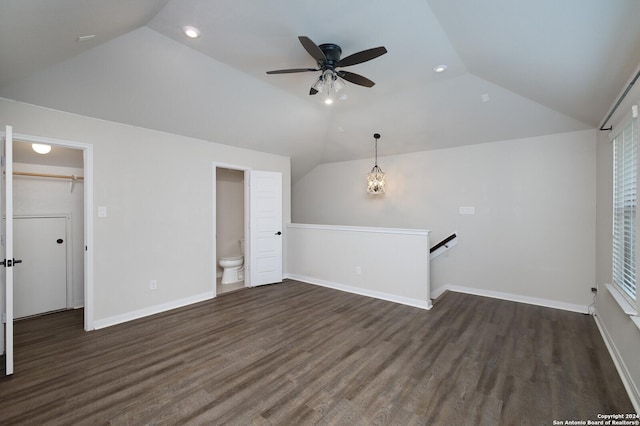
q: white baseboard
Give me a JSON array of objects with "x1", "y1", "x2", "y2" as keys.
[
  {"x1": 285, "y1": 273, "x2": 432, "y2": 310},
  {"x1": 431, "y1": 284, "x2": 589, "y2": 314},
  {"x1": 93, "y1": 291, "x2": 215, "y2": 330},
  {"x1": 593, "y1": 313, "x2": 640, "y2": 413}
]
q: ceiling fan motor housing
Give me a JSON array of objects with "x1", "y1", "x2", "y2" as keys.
[{"x1": 318, "y1": 44, "x2": 342, "y2": 69}]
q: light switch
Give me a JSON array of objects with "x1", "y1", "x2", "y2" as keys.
[{"x1": 98, "y1": 206, "x2": 107, "y2": 218}]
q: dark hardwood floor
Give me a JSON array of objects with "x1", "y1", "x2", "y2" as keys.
[{"x1": 0, "y1": 280, "x2": 634, "y2": 425}]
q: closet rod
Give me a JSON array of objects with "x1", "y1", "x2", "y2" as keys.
[{"x1": 12, "y1": 171, "x2": 84, "y2": 180}]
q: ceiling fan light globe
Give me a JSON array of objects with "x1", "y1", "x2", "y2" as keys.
[{"x1": 312, "y1": 77, "x2": 324, "y2": 93}]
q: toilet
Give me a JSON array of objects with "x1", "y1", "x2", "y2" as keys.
[{"x1": 219, "y1": 239, "x2": 244, "y2": 284}]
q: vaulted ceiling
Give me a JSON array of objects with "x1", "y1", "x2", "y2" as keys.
[{"x1": 2, "y1": 0, "x2": 639, "y2": 180}]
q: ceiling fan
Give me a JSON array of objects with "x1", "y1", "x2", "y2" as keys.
[{"x1": 266, "y1": 36, "x2": 387, "y2": 96}]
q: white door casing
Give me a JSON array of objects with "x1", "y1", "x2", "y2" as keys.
[
  {"x1": 2, "y1": 126, "x2": 15, "y2": 375},
  {"x1": 7, "y1": 130, "x2": 93, "y2": 332},
  {"x1": 249, "y1": 171, "x2": 282, "y2": 287}
]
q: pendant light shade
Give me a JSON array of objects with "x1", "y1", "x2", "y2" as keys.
[{"x1": 367, "y1": 133, "x2": 386, "y2": 194}]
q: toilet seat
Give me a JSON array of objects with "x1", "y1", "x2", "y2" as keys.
[{"x1": 220, "y1": 255, "x2": 243, "y2": 262}]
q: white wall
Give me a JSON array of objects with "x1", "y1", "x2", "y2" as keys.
[
  {"x1": 13, "y1": 162, "x2": 84, "y2": 308},
  {"x1": 293, "y1": 129, "x2": 596, "y2": 311},
  {"x1": 287, "y1": 223, "x2": 431, "y2": 309},
  {"x1": 216, "y1": 168, "x2": 244, "y2": 275},
  {"x1": 1, "y1": 98, "x2": 291, "y2": 327}
]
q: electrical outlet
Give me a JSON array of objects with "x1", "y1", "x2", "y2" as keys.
[
  {"x1": 355, "y1": 266, "x2": 362, "y2": 275},
  {"x1": 150, "y1": 280, "x2": 157, "y2": 290}
]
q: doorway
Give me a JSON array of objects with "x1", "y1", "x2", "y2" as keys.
[
  {"x1": 215, "y1": 167, "x2": 247, "y2": 295},
  {"x1": 212, "y1": 163, "x2": 283, "y2": 297},
  {"x1": 3, "y1": 130, "x2": 94, "y2": 331},
  {"x1": 13, "y1": 141, "x2": 85, "y2": 319},
  {"x1": 1, "y1": 127, "x2": 94, "y2": 375}
]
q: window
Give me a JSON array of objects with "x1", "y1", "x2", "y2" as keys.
[{"x1": 612, "y1": 115, "x2": 638, "y2": 301}]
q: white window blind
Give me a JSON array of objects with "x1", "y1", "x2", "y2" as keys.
[{"x1": 613, "y1": 115, "x2": 638, "y2": 300}]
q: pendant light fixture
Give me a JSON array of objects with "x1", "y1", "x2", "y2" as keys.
[{"x1": 367, "y1": 133, "x2": 386, "y2": 194}]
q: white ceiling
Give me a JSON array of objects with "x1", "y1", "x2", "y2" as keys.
[{"x1": 1, "y1": 0, "x2": 639, "y2": 180}]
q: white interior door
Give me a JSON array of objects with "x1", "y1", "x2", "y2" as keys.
[
  {"x1": 14, "y1": 217, "x2": 68, "y2": 318},
  {"x1": 249, "y1": 171, "x2": 282, "y2": 287},
  {"x1": 1, "y1": 126, "x2": 15, "y2": 375}
]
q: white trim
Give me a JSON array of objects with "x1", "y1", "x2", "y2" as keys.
[
  {"x1": 212, "y1": 162, "x2": 252, "y2": 294},
  {"x1": 285, "y1": 273, "x2": 432, "y2": 310},
  {"x1": 83, "y1": 145, "x2": 94, "y2": 331},
  {"x1": 93, "y1": 291, "x2": 215, "y2": 330},
  {"x1": 13, "y1": 132, "x2": 89, "y2": 151},
  {"x1": 288, "y1": 222, "x2": 430, "y2": 236},
  {"x1": 1, "y1": 130, "x2": 94, "y2": 330},
  {"x1": 213, "y1": 161, "x2": 252, "y2": 171},
  {"x1": 431, "y1": 284, "x2": 589, "y2": 314},
  {"x1": 631, "y1": 316, "x2": 640, "y2": 332},
  {"x1": 594, "y1": 313, "x2": 640, "y2": 413},
  {"x1": 604, "y1": 283, "x2": 638, "y2": 316}
]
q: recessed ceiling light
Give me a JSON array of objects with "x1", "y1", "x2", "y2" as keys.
[
  {"x1": 433, "y1": 64, "x2": 448, "y2": 73},
  {"x1": 183, "y1": 26, "x2": 201, "y2": 39}
]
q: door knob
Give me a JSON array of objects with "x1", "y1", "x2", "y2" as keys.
[
  {"x1": 275, "y1": 231, "x2": 282, "y2": 235},
  {"x1": 57, "y1": 239, "x2": 64, "y2": 244}
]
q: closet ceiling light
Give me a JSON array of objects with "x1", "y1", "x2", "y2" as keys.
[{"x1": 32, "y1": 143, "x2": 52, "y2": 154}]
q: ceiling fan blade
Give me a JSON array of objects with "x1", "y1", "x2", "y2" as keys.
[
  {"x1": 298, "y1": 36, "x2": 326, "y2": 62},
  {"x1": 266, "y1": 68, "x2": 318, "y2": 74},
  {"x1": 337, "y1": 46, "x2": 387, "y2": 68},
  {"x1": 310, "y1": 87, "x2": 319, "y2": 95},
  {"x1": 338, "y1": 71, "x2": 375, "y2": 87}
]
